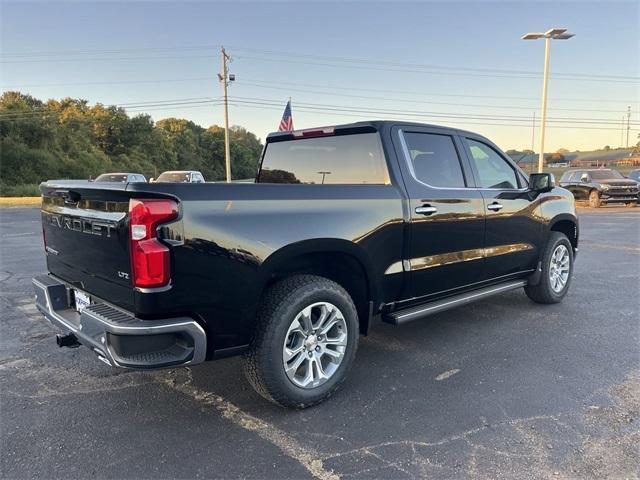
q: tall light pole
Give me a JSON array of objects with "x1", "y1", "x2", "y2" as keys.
[
  {"x1": 522, "y1": 28, "x2": 575, "y2": 173},
  {"x1": 218, "y1": 47, "x2": 235, "y2": 182}
]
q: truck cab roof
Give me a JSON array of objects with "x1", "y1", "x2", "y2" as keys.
[{"x1": 266, "y1": 120, "x2": 481, "y2": 142}]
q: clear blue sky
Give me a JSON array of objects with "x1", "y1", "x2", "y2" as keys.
[{"x1": 1, "y1": 1, "x2": 638, "y2": 152}]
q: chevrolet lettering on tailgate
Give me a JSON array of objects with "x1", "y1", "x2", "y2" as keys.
[{"x1": 44, "y1": 213, "x2": 113, "y2": 238}]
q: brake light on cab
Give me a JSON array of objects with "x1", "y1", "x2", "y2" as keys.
[
  {"x1": 129, "y1": 199, "x2": 178, "y2": 288},
  {"x1": 292, "y1": 127, "x2": 335, "y2": 138}
]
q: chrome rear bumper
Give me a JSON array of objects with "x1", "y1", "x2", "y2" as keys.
[{"x1": 32, "y1": 274, "x2": 206, "y2": 369}]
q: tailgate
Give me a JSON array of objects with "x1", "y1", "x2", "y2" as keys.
[{"x1": 41, "y1": 181, "x2": 139, "y2": 310}]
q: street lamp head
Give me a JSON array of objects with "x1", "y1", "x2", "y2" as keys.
[
  {"x1": 545, "y1": 27, "x2": 567, "y2": 36},
  {"x1": 522, "y1": 28, "x2": 575, "y2": 41}
]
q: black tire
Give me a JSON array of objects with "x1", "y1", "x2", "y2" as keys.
[
  {"x1": 243, "y1": 275, "x2": 359, "y2": 408},
  {"x1": 588, "y1": 189, "x2": 601, "y2": 208},
  {"x1": 524, "y1": 232, "x2": 574, "y2": 304}
]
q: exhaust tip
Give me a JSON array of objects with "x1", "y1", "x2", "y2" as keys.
[{"x1": 56, "y1": 333, "x2": 80, "y2": 348}]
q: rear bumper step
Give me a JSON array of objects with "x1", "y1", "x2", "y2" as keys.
[
  {"x1": 383, "y1": 280, "x2": 527, "y2": 325},
  {"x1": 32, "y1": 275, "x2": 206, "y2": 369}
]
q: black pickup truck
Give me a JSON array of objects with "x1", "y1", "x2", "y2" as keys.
[{"x1": 33, "y1": 121, "x2": 578, "y2": 408}]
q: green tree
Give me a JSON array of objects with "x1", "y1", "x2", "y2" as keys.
[{"x1": 0, "y1": 91, "x2": 264, "y2": 191}]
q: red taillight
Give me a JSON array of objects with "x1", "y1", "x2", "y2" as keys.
[{"x1": 129, "y1": 199, "x2": 178, "y2": 288}]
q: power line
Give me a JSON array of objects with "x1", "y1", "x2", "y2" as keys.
[
  {"x1": 0, "y1": 77, "x2": 214, "y2": 89},
  {"x1": 1, "y1": 96, "x2": 636, "y2": 133},
  {"x1": 3, "y1": 43, "x2": 638, "y2": 82},
  {"x1": 4, "y1": 76, "x2": 638, "y2": 107},
  {"x1": 234, "y1": 55, "x2": 640, "y2": 84},
  {"x1": 225, "y1": 96, "x2": 637, "y2": 126},
  {"x1": 0, "y1": 45, "x2": 222, "y2": 58},
  {"x1": 226, "y1": 101, "x2": 636, "y2": 132},
  {"x1": 0, "y1": 54, "x2": 223, "y2": 64},
  {"x1": 8, "y1": 50, "x2": 630, "y2": 83},
  {"x1": 227, "y1": 46, "x2": 640, "y2": 81},
  {"x1": 0, "y1": 98, "x2": 222, "y2": 119},
  {"x1": 236, "y1": 80, "x2": 630, "y2": 114},
  {"x1": 2, "y1": 94, "x2": 635, "y2": 126}
]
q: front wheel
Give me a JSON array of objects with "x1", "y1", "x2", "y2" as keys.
[
  {"x1": 244, "y1": 275, "x2": 359, "y2": 408},
  {"x1": 524, "y1": 232, "x2": 574, "y2": 304},
  {"x1": 588, "y1": 189, "x2": 601, "y2": 208}
]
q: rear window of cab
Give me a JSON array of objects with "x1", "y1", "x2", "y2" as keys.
[{"x1": 257, "y1": 133, "x2": 390, "y2": 185}]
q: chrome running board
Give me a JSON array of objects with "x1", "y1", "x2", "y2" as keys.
[{"x1": 384, "y1": 280, "x2": 527, "y2": 325}]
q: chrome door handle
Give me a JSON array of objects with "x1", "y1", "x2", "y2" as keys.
[
  {"x1": 415, "y1": 206, "x2": 438, "y2": 215},
  {"x1": 487, "y1": 203, "x2": 503, "y2": 211}
]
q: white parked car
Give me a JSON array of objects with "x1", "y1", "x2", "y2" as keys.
[{"x1": 154, "y1": 171, "x2": 206, "y2": 183}]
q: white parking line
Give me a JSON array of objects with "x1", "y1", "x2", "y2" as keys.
[{"x1": 164, "y1": 369, "x2": 339, "y2": 480}]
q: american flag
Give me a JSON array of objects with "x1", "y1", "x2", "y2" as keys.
[{"x1": 278, "y1": 100, "x2": 294, "y2": 131}]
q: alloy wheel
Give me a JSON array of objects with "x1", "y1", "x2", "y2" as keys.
[
  {"x1": 282, "y1": 302, "x2": 348, "y2": 389},
  {"x1": 549, "y1": 244, "x2": 570, "y2": 293}
]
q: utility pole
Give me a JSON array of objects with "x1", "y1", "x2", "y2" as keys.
[
  {"x1": 218, "y1": 47, "x2": 235, "y2": 183},
  {"x1": 622, "y1": 115, "x2": 625, "y2": 148},
  {"x1": 626, "y1": 106, "x2": 631, "y2": 148}
]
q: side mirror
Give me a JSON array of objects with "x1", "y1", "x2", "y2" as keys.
[
  {"x1": 580, "y1": 174, "x2": 589, "y2": 183},
  {"x1": 149, "y1": 178, "x2": 155, "y2": 183},
  {"x1": 529, "y1": 173, "x2": 555, "y2": 193}
]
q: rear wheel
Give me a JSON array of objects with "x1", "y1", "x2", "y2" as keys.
[
  {"x1": 525, "y1": 232, "x2": 573, "y2": 304},
  {"x1": 588, "y1": 189, "x2": 601, "y2": 208},
  {"x1": 244, "y1": 275, "x2": 358, "y2": 408}
]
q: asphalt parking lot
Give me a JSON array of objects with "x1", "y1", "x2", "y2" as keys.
[{"x1": 1, "y1": 206, "x2": 638, "y2": 479}]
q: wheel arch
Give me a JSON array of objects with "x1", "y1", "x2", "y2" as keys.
[
  {"x1": 548, "y1": 215, "x2": 579, "y2": 251},
  {"x1": 258, "y1": 239, "x2": 377, "y2": 335}
]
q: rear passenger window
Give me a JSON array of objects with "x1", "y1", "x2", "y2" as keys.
[
  {"x1": 466, "y1": 139, "x2": 519, "y2": 189},
  {"x1": 402, "y1": 132, "x2": 466, "y2": 188}
]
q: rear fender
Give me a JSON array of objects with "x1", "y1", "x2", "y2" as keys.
[{"x1": 258, "y1": 239, "x2": 378, "y2": 332}]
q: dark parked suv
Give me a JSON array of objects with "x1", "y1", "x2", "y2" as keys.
[
  {"x1": 559, "y1": 168, "x2": 638, "y2": 207},
  {"x1": 32, "y1": 121, "x2": 578, "y2": 408}
]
